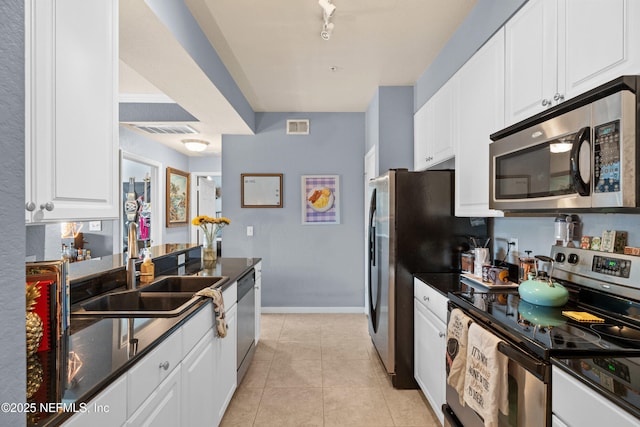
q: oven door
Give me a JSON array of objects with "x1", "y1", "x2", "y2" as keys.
[
  {"x1": 443, "y1": 328, "x2": 551, "y2": 427},
  {"x1": 489, "y1": 102, "x2": 592, "y2": 211}
]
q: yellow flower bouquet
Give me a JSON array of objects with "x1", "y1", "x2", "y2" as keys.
[{"x1": 192, "y1": 216, "x2": 230, "y2": 263}]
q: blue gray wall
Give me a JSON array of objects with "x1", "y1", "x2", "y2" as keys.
[
  {"x1": 222, "y1": 112, "x2": 365, "y2": 309},
  {"x1": 0, "y1": 0, "x2": 26, "y2": 424},
  {"x1": 415, "y1": 0, "x2": 526, "y2": 111}
]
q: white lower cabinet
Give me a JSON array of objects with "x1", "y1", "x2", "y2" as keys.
[
  {"x1": 181, "y1": 329, "x2": 216, "y2": 427},
  {"x1": 552, "y1": 365, "x2": 640, "y2": 427},
  {"x1": 413, "y1": 278, "x2": 447, "y2": 426},
  {"x1": 127, "y1": 366, "x2": 181, "y2": 427},
  {"x1": 62, "y1": 375, "x2": 127, "y2": 427},
  {"x1": 214, "y1": 303, "x2": 237, "y2": 423}
]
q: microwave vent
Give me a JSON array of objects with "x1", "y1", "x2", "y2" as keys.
[
  {"x1": 286, "y1": 119, "x2": 310, "y2": 135},
  {"x1": 133, "y1": 124, "x2": 198, "y2": 135}
]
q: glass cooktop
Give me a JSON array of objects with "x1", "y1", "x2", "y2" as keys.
[{"x1": 449, "y1": 280, "x2": 640, "y2": 360}]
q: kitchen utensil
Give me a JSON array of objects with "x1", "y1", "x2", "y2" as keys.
[
  {"x1": 518, "y1": 250, "x2": 535, "y2": 283},
  {"x1": 474, "y1": 248, "x2": 489, "y2": 276},
  {"x1": 518, "y1": 255, "x2": 569, "y2": 307}
]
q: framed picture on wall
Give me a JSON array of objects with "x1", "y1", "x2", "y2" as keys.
[
  {"x1": 301, "y1": 175, "x2": 340, "y2": 224},
  {"x1": 166, "y1": 167, "x2": 190, "y2": 227}
]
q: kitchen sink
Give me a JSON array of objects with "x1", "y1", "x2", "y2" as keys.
[
  {"x1": 72, "y1": 290, "x2": 199, "y2": 318},
  {"x1": 139, "y1": 275, "x2": 228, "y2": 293}
]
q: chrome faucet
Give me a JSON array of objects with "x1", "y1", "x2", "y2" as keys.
[{"x1": 127, "y1": 221, "x2": 140, "y2": 290}]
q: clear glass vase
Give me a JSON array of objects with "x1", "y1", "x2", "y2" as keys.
[{"x1": 202, "y1": 235, "x2": 217, "y2": 268}]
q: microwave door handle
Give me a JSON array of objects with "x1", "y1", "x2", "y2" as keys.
[
  {"x1": 497, "y1": 342, "x2": 549, "y2": 383},
  {"x1": 570, "y1": 126, "x2": 591, "y2": 196}
]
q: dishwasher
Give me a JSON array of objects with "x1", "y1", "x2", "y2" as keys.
[{"x1": 236, "y1": 269, "x2": 256, "y2": 384}]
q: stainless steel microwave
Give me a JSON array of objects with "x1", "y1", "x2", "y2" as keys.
[{"x1": 489, "y1": 76, "x2": 640, "y2": 212}]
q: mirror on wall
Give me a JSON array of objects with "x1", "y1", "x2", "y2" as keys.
[{"x1": 121, "y1": 153, "x2": 162, "y2": 253}]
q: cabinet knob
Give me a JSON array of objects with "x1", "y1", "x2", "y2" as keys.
[
  {"x1": 553, "y1": 93, "x2": 565, "y2": 102},
  {"x1": 541, "y1": 99, "x2": 551, "y2": 107},
  {"x1": 423, "y1": 296, "x2": 429, "y2": 302},
  {"x1": 159, "y1": 361, "x2": 170, "y2": 371},
  {"x1": 25, "y1": 202, "x2": 36, "y2": 212},
  {"x1": 439, "y1": 332, "x2": 445, "y2": 338},
  {"x1": 40, "y1": 202, "x2": 54, "y2": 212}
]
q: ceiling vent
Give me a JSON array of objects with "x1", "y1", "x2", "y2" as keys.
[
  {"x1": 286, "y1": 119, "x2": 310, "y2": 135},
  {"x1": 133, "y1": 124, "x2": 198, "y2": 135}
]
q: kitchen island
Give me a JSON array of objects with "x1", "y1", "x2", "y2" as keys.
[{"x1": 28, "y1": 249, "x2": 261, "y2": 427}]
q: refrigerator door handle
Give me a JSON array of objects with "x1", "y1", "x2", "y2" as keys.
[{"x1": 370, "y1": 226, "x2": 376, "y2": 267}]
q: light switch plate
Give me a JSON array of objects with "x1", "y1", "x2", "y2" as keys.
[
  {"x1": 89, "y1": 221, "x2": 102, "y2": 231},
  {"x1": 247, "y1": 226, "x2": 254, "y2": 236}
]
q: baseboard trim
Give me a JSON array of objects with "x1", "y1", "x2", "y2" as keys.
[{"x1": 261, "y1": 306, "x2": 366, "y2": 314}]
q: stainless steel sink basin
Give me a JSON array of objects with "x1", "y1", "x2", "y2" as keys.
[
  {"x1": 139, "y1": 275, "x2": 228, "y2": 294},
  {"x1": 73, "y1": 290, "x2": 199, "y2": 318}
]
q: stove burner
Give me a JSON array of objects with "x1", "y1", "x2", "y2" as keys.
[{"x1": 590, "y1": 324, "x2": 640, "y2": 343}]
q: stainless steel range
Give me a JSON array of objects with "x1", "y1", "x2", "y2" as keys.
[{"x1": 444, "y1": 246, "x2": 640, "y2": 427}]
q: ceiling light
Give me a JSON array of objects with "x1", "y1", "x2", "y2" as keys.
[
  {"x1": 182, "y1": 139, "x2": 209, "y2": 152},
  {"x1": 318, "y1": 0, "x2": 336, "y2": 18}
]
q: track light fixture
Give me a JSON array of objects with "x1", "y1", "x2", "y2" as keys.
[
  {"x1": 321, "y1": 21, "x2": 334, "y2": 40},
  {"x1": 318, "y1": 0, "x2": 336, "y2": 18},
  {"x1": 318, "y1": 0, "x2": 336, "y2": 40}
]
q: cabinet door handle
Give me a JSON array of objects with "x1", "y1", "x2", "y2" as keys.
[
  {"x1": 159, "y1": 361, "x2": 170, "y2": 371},
  {"x1": 423, "y1": 296, "x2": 429, "y2": 301},
  {"x1": 541, "y1": 99, "x2": 551, "y2": 107},
  {"x1": 25, "y1": 202, "x2": 36, "y2": 212},
  {"x1": 40, "y1": 202, "x2": 54, "y2": 211},
  {"x1": 553, "y1": 93, "x2": 565, "y2": 102},
  {"x1": 439, "y1": 332, "x2": 445, "y2": 338}
]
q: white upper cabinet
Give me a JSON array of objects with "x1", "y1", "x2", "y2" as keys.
[
  {"x1": 505, "y1": 0, "x2": 559, "y2": 124},
  {"x1": 505, "y1": 0, "x2": 640, "y2": 126},
  {"x1": 559, "y1": 0, "x2": 640, "y2": 99},
  {"x1": 455, "y1": 29, "x2": 505, "y2": 217},
  {"x1": 414, "y1": 76, "x2": 457, "y2": 171},
  {"x1": 26, "y1": 0, "x2": 119, "y2": 222}
]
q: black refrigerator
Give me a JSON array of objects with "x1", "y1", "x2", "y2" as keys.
[{"x1": 367, "y1": 169, "x2": 487, "y2": 389}]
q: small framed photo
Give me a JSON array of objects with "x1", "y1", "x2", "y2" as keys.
[
  {"x1": 166, "y1": 167, "x2": 190, "y2": 227},
  {"x1": 301, "y1": 175, "x2": 340, "y2": 225}
]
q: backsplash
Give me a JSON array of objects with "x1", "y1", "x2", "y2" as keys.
[{"x1": 493, "y1": 213, "x2": 640, "y2": 263}]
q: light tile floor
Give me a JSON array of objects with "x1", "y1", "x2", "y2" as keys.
[{"x1": 220, "y1": 313, "x2": 440, "y2": 426}]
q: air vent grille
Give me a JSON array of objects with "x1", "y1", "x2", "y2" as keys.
[
  {"x1": 133, "y1": 124, "x2": 198, "y2": 135},
  {"x1": 286, "y1": 119, "x2": 310, "y2": 135}
]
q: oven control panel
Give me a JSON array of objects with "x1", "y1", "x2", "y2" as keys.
[
  {"x1": 550, "y1": 246, "x2": 639, "y2": 290},
  {"x1": 592, "y1": 255, "x2": 631, "y2": 278}
]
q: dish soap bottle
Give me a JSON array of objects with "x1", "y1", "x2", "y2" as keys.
[{"x1": 140, "y1": 252, "x2": 155, "y2": 285}]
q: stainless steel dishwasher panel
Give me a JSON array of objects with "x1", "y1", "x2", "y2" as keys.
[{"x1": 236, "y1": 270, "x2": 256, "y2": 383}]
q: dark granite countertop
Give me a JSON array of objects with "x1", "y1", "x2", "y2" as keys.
[
  {"x1": 552, "y1": 356, "x2": 640, "y2": 421},
  {"x1": 29, "y1": 256, "x2": 261, "y2": 427},
  {"x1": 414, "y1": 272, "x2": 464, "y2": 297}
]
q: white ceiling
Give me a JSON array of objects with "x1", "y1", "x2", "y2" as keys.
[{"x1": 119, "y1": 0, "x2": 477, "y2": 156}]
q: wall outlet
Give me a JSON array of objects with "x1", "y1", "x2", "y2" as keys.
[
  {"x1": 508, "y1": 238, "x2": 519, "y2": 258},
  {"x1": 89, "y1": 221, "x2": 102, "y2": 231}
]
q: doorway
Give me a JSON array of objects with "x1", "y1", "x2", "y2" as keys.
[
  {"x1": 190, "y1": 172, "x2": 222, "y2": 249},
  {"x1": 120, "y1": 151, "x2": 162, "y2": 253}
]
